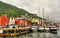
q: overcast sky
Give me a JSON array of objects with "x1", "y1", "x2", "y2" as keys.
[{"x1": 0, "y1": 0, "x2": 60, "y2": 22}]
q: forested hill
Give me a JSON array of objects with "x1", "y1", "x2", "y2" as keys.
[{"x1": 0, "y1": 1, "x2": 42, "y2": 19}]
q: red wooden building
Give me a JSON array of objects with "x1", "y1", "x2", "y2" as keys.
[
  {"x1": 0, "y1": 15, "x2": 9, "y2": 27},
  {"x1": 14, "y1": 18, "x2": 32, "y2": 27}
]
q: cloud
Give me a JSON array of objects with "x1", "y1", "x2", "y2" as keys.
[{"x1": 0, "y1": 0, "x2": 60, "y2": 22}]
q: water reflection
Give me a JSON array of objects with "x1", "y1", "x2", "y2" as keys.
[{"x1": 1, "y1": 32, "x2": 60, "y2": 38}]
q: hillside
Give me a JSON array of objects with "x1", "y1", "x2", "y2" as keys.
[{"x1": 0, "y1": 1, "x2": 42, "y2": 19}]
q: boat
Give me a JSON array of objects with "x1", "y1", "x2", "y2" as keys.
[
  {"x1": 37, "y1": 26, "x2": 44, "y2": 32},
  {"x1": 44, "y1": 27, "x2": 49, "y2": 32},
  {"x1": 31, "y1": 25, "x2": 38, "y2": 32},
  {"x1": 49, "y1": 26, "x2": 57, "y2": 34},
  {"x1": 37, "y1": 26, "x2": 50, "y2": 32}
]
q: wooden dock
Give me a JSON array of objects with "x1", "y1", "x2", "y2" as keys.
[{"x1": 0, "y1": 27, "x2": 31, "y2": 37}]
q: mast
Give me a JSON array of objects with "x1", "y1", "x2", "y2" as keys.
[
  {"x1": 37, "y1": 0, "x2": 40, "y2": 16},
  {"x1": 42, "y1": 8, "x2": 44, "y2": 18},
  {"x1": 42, "y1": 8, "x2": 44, "y2": 26},
  {"x1": 47, "y1": 12, "x2": 49, "y2": 21}
]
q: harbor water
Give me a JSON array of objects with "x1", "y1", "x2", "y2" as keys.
[
  {"x1": 0, "y1": 30, "x2": 60, "y2": 38},
  {"x1": 0, "y1": 27, "x2": 60, "y2": 38}
]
